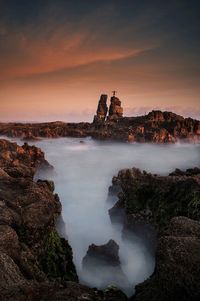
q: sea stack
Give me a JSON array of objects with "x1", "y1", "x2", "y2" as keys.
[
  {"x1": 93, "y1": 93, "x2": 123, "y2": 124},
  {"x1": 93, "y1": 94, "x2": 108, "y2": 124},
  {"x1": 108, "y1": 95, "x2": 123, "y2": 120}
]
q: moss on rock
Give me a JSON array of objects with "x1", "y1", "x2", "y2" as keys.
[{"x1": 39, "y1": 229, "x2": 78, "y2": 282}]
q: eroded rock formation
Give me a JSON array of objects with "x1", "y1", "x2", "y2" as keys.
[
  {"x1": 0, "y1": 139, "x2": 128, "y2": 301},
  {"x1": 0, "y1": 96, "x2": 199, "y2": 142},
  {"x1": 108, "y1": 96, "x2": 123, "y2": 119},
  {"x1": 132, "y1": 217, "x2": 200, "y2": 301},
  {"x1": 82, "y1": 240, "x2": 129, "y2": 292},
  {"x1": 93, "y1": 94, "x2": 108, "y2": 124},
  {"x1": 108, "y1": 166, "x2": 200, "y2": 300}
]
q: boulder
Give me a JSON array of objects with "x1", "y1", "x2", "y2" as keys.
[
  {"x1": 82, "y1": 240, "x2": 129, "y2": 292},
  {"x1": 132, "y1": 217, "x2": 200, "y2": 301}
]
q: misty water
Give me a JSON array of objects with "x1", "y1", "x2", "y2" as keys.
[{"x1": 3, "y1": 136, "x2": 200, "y2": 295}]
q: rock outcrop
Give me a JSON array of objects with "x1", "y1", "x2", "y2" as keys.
[
  {"x1": 132, "y1": 217, "x2": 200, "y2": 301},
  {"x1": 83, "y1": 239, "x2": 121, "y2": 267},
  {"x1": 82, "y1": 240, "x2": 129, "y2": 292},
  {"x1": 108, "y1": 166, "x2": 200, "y2": 300},
  {"x1": 0, "y1": 94, "x2": 199, "y2": 142},
  {"x1": 108, "y1": 96, "x2": 123, "y2": 119},
  {"x1": 0, "y1": 139, "x2": 77, "y2": 299},
  {"x1": 93, "y1": 94, "x2": 108, "y2": 124},
  {"x1": 108, "y1": 167, "x2": 200, "y2": 228},
  {"x1": 0, "y1": 139, "x2": 128, "y2": 301}
]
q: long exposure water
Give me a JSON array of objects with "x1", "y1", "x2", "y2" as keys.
[{"x1": 3, "y1": 136, "x2": 200, "y2": 295}]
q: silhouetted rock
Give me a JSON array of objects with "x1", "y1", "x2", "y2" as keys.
[
  {"x1": 93, "y1": 94, "x2": 108, "y2": 124},
  {"x1": 0, "y1": 97, "x2": 199, "y2": 142},
  {"x1": 82, "y1": 240, "x2": 129, "y2": 292},
  {"x1": 0, "y1": 139, "x2": 129, "y2": 301},
  {"x1": 108, "y1": 96, "x2": 123, "y2": 119},
  {"x1": 108, "y1": 166, "x2": 200, "y2": 300},
  {"x1": 83, "y1": 239, "x2": 120, "y2": 267},
  {"x1": 132, "y1": 217, "x2": 200, "y2": 301},
  {"x1": 0, "y1": 139, "x2": 79, "y2": 300}
]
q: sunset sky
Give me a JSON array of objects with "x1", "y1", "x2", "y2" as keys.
[{"x1": 0, "y1": 0, "x2": 200, "y2": 122}]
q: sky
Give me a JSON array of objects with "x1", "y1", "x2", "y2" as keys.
[{"x1": 0, "y1": 0, "x2": 200, "y2": 122}]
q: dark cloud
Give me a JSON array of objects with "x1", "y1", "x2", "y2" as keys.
[{"x1": 0, "y1": 0, "x2": 199, "y2": 121}]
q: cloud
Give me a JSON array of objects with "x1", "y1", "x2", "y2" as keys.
[{"x1": 0, "y1": 1, "x2": 161, "y2": 80}]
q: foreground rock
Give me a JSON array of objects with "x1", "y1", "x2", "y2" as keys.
[
  {"x1": 132, "y1": 217, "x2": 200, "y2": 301},
  {"x1": 108, "y1": 166, "x2": 200, "y2": 300},
  {"x1": 82, "y1": 240, "x2": 129, "y2": 293},
  {"x1": 0, "y1": 139, "x2": 128, "y2": 301},
  {"x1": 109, "y1": 167, "x2": 200, "y2": 228},
  {"x1": 0, "y1": 95, "x2": 199, "y2": 142}
]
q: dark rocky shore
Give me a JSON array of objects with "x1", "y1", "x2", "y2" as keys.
[
  {"x1": 0, "y1": 94, "x2": 199, "y2": 143},
  {"x1": 0, "y1": 97, "x2": 200, "y2": 300},
  {"x1": 0, "y1": 139, "x2": 127, "y2": 301},
  {"x1": 108, "y1": 167, "x2": 200, "y2": 301}
]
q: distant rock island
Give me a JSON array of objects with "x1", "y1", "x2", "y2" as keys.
[{"x1": 0, "y1": 94, "x2": 199, "y2": 143}]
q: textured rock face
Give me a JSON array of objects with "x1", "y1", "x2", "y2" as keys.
[
  {"x1": 0, "y1": 139, "x2": 128, "y2": 301},
  {"x1": 108, "y1": 167, "x2": 200, "y2": 300},
  {"x1": 109, "y1": 167, "x2": 200, "y2": 227},
  {"x1": 132, "y1": 217, "x2": 200, "y2": 301},
  {"x1": 108, "y1": 96, "x2": 123, "y2": 119},
  {"x1": 0, "y1": 139, "x2": 79, "y2": 300},
  {"x1": 82, "y1": 240, "x2": 129, "y2": 292},
  {"x1": 83, "y1": 239, "x2": 120, "y2": 267},
  {"x1": 0, "y1": 139, "x2": 52, "y2": 178},
  {"x1": 93, "y1": 94, "x2": 108, "y2": 123},
  {"x1": 0, "y1": 107, "x2": 200, "y2": 142}
]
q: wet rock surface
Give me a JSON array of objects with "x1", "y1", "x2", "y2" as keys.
[
  {"x1": 83, "y1": 239, "x2": 121, "y2": 267},
  {"x1": 108, "y1": 166, "x2": 200, "y2": 300},
  {"x1": 0, "y1": 138, "x2": 128, "y2": 301},
  {"x1": 82, "y1": 240, "x2": 129, "y2": 293},
  {"x1": 132, "y1": 217, "x2": 200, "y2": 301}
]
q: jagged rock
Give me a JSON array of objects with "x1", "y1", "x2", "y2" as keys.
[
  {"x1": 0, "y1": 107, "x2": 199, "y2": 142},
  {"x1": 82, "y1": 240, "x2": 129, "y2": 292},
  {"x1": 83, "y1": 239, "x2": 120, "y2": 267},
  {"x1": 0, "y1": 139, "x2": 79, "y2": 300},
  {"x1": 0, "y1": 139, "x2": 52, "y2": 178},
  {"x1": 107, "y1": 176, "x2": 122, "y2": 204},
  {"x1": 132, "y1": 217, "x2": 200, "y2": 301},
  {"x1": 93, "y1": 94, "x2": 108, "y2": 124},
  {"x1": 108, "y1": 96, "x2": 123, "y2": 119},
  {"x1": 108, "y1": 167, "x2": 200, "y2": 300},
  {"x1": 0, "y1": 139, "x2": 129, "y2": 301},
  {"x1": 108, "y1": 167, "x2": 200, "y2": 228}
]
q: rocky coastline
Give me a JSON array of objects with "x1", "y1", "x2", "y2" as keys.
[
  {"x1": 0, "y1": 109, "x2": 200, "y2": 300},
  {"x1": 0, "y1": 94, "x2": 199, "y2": 143},
  {"x1": 0, "y1": 139, "x2": 127, "y2": 301},
  {"x1": 108, "y1": 167, "x2": 200, "y2": 300}
]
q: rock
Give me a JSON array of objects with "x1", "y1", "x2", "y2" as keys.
[
  {"x1": 108, "y1": 96, "x2": 123, "y2": 119},
  {"x1": 83, "y1": 239, "x2": 120, "y2": 267},
  {"x1": 0, "y1": 104, "x2": 199, "y2": 143},
  {"x1": 0, "y1": 139, "x2": 79, "y2": 300},
  {"x1": 82, "y1": 240, "x2": 129, "y2": 292},
  {"x1": 107, "y1": 176, "x2": 122, "y2": 204},
  {"x1": 0, "y1": 139, "x2": 52, "y2": 178},
  {"x1": 108, "y1": 167, "x2": 200, "y2": 228},
  {"x1": 0, "y1": 139, "x2": 128, "y2": 301},
  {"x1": 132, "y1": 217, "x2": 200, "y2": 301},
  {"x1": 93, "y1": 94, "x2": 108, "y2": 124},
  {"x1": 108, "y1": 166, "x2": 200, "y2": 300}
]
